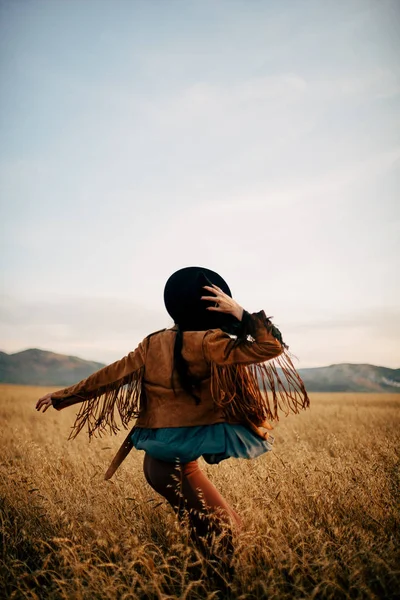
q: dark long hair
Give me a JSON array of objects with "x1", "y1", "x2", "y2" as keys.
[{"x1": 173, "y1": 325, "x2": 202, "y2": 403}]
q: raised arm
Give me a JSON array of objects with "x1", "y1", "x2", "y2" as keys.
[
  {"x1": 203, "y1": 309, "x2": 284, "y2": 365},
  {"x1": 200, "y1": 284, "x2": 284, "y2": 365},
  {"x1": 200, "y1": 284, "x2": 309, "y2": 430}
]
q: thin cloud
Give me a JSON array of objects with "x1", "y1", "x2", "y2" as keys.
[
  {"x1": 1, "y1": 0, "x2": 399, "y2": 368},
  {"x1": 0, "y1": 294, "x2": 169, "y2": 362}
]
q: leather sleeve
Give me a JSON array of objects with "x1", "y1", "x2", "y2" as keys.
[
  {"x1": 203, "y1": 310, "x2": 284, "y2": 365},
  {"x1": 51, "y1": 338, "x2": 148, "y2": 411}
]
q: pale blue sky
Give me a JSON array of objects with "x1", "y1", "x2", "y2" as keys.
[{"x1": 1, "y1": 0, "x2": 399, "y2": 367}]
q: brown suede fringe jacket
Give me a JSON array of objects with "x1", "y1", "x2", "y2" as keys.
[{"x1": 51, "y1": 310, "x2": 310, "y2": 478}]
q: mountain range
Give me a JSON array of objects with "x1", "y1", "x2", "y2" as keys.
[
  {"x1": 0, "y1": 348, "x2": 399, "y2": 392},
  {"x1": 0, "y1": 348, "x2": 105, "y2": 387}
]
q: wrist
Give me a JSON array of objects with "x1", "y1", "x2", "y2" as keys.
[{"x1": 233, "y1": 306, "x2": 244, "y2": 321}]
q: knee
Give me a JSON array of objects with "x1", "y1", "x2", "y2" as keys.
[
  {"x1": 214, "y1": 505, "x2": 243, "y2": 532},
  {"x1": 181, "y1": 460, "x2": 200, "y2": 477}
]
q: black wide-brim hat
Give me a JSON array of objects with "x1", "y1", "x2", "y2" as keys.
[{"x1": 164, "y1": 266, "x2": 237, "y2": 331}]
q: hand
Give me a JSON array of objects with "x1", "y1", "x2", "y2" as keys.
[
  {"x1": 36, "y1": 393, "x2": 53, "y2": 413},
  {"x1": 201, "y1": 284, "x2": 244, "y2": 321}
]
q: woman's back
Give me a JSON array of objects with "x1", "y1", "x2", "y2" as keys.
[
  {"x1": 139, "y1": 327, "x2": 222, "y2": 429},
  {"x1": 144, "y1": 327, "x2": 210, "y2": 391},
  {"x1": 138, "y1": 310, "x2": 287, "y2": 428}
]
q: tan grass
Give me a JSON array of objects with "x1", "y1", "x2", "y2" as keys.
[{"x1": 0, "y1": 384, "x2": 399, "y2": 599}]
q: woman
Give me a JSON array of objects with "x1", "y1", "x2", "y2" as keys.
[{"x1": 36, "y1": 267, "x2": 309, "y2": 568}]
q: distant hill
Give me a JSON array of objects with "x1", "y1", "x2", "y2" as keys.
[
  {"x1": 0, "y1": 348, "x2": 105, "y2": 386},
  {"x1": 0, "y1": 349, "x2": 399, "y2": 392},
  {"x1": 298, "y1": 363, "x2": 400, "y2": 393}
]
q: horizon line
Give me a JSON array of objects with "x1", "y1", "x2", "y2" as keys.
[{"x1": 1, "y1": 346, "x2": 398, "y2": 371}]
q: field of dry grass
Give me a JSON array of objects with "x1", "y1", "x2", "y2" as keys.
[{"x1": 1, "y1": 384, "x2": 399, "y2": 599}]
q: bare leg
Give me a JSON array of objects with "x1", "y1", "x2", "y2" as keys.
[{"x1": 143, "y1": 453, "x2": 242, "y2": 564}]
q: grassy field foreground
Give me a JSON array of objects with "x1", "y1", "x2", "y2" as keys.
[{"x1": 0, "y1": 385, "x2": 399, "y2": 599}]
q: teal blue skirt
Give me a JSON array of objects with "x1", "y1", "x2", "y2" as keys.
[{"x1": 131, "y1": 423, "x2": 274, "y2": 464}]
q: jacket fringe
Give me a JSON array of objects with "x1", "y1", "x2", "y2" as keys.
[
  {"x1": 210, "y1": 350, "x2": 310, "y2": 438},
  {"x1": 67, "y1": 367, "x2": 145, "y2": 441}
]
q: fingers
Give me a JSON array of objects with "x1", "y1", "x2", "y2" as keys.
[
  {"x1": 203, "y1": 284, "x2": 223, "y2": 292},
  {"x1": 202, "y1": 285, "x2": 226, "y2": 297},
  {"x1": 202, "y1": 286, "x2": 218, "y2": 298},
  {"x1": 37, "y1": 398, "x2": 47, "y2": 410},
  {"x1": 201, "y1": 295, "x2": 221, "y2": 302},
  {"x1": 202, "y1": 285, "x2": 229, "y2": 302},
  {"x1": 202, "y1": 285, "x2": 235, "y2": 315},
  {"x1": 36, "y1": 396, "x2": 52, "y2": 411}
]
